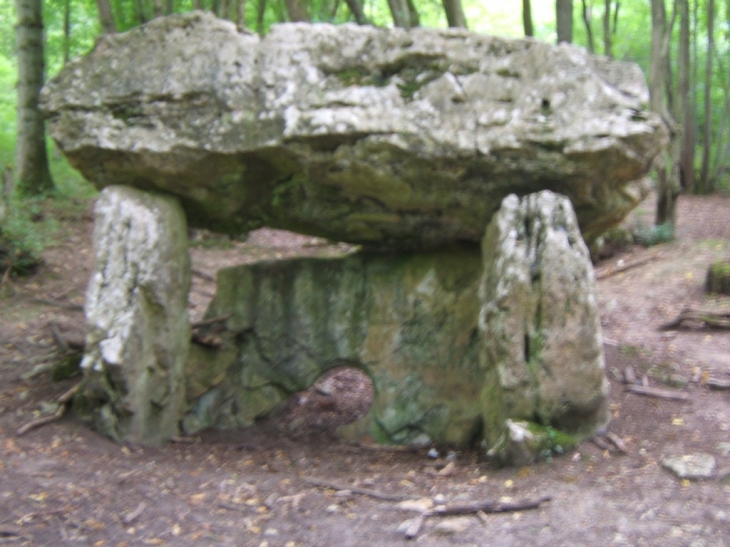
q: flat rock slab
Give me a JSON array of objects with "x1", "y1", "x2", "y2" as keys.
[
  {"x1": 662, "y1": 454, "x2": 717, "y2": 480},
  {"x1": 42, "y1": 12, "x2": 666, "y2": 250}
]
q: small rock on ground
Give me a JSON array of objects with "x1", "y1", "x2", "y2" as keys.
[{"x1": 662, "y1": 454, "x2": 716, "y2": 479}]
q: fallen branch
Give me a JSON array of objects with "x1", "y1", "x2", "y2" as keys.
[
  {"x1": 57, "y1": 383, "x2": 80, "y2": 405},
  {"x1": 625, "y1": 384, "x2": 691, "y2": 401},
  {"x1": 302, "y1": 477, "x2": 419, "y2": 502},
  {"x1": 16, "y1": 405, "x2": 67, "y2": 436},
  {"x1": 604, "y1": 431, "x2": 629, "y2": 454},
  {"x1": 16, "y1": 382, "x2": 81, "y2": 436},
  {"x1": 595, "y1": 254, "x2": 659, "y2": 280},
  {"x1": 660, "y1": 308, "x2": 730, "y2": 331},
  {"x1": 706, "y1": 377, "x2": 730, "y2": 390},
  {"x1": 30, "y1": 298, "x2": 84, "y2": 311},
  {"x1": 121, "y1": 502, "x2": 147, "y2": 525},
  {"x1": 404, "y1": 496, "x2": 552, "y2": 539},
  {"x1": 192, "y1": 268, "x2": 216, "y2": 282}
]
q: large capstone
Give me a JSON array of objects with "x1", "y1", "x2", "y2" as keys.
[
  {"x1": 479, "y1": 191, "x2": 609, "y2": 459},
  {"x1": 79, "y1": 186, "x2": 191, "y2": 445},
  {"x1": 41, "y1": 11, "x2": 666, "y2": 250}
]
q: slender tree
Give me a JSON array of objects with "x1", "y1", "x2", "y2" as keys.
[
  {"x1": 699, "y1": 0, "x2": 715, "y2": 192},
  {"x1": 284, "y1": 0, "x2": 309, "y2": 21},
  {"x1": 405, "y1": 0, "x2": 420, "y2": 26},
  {"x1": 96, "y1": 0, "x2": 117, "y2": 33},
  {"x1": 387, "y1": 0, "x2": 412, "y2": 27},
  {"x1": 442, "y1": 0, "x2": 467, "y2": 28},
  {"x1": 256, "y1": 0, "x2": 267, "y2": 32},
  {"x1": 581, "y1": 0, "x2": 595, "y2": 53},
  {"x1": 650, "y1": 0, "x2": 680, "y2": 226},
  {"x1": 63, "y1": 0, "x2": 71, "y2": 65},
  {"x1": 677, "y1": 0, "x2": 696, "y2": 192},
  {"x1": 344, "y1": 0, "x2": 368, "y2": 24},
  {"x1": 235, "y1": 0, "x2": 246, "y2": 26},
  {"x1": 523, "y1": 0, "x2": 534, "y2": 36},
  {"x1": 602, "y1": 0, "x2": 612, "y2": 57},
  {"x1": 15, "y1": 0, "x2": 54, "y2": 195},
  {"x1": 556, "y1": 0, "x2": 573, "y2": 43}
]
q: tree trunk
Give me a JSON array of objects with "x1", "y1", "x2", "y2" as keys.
[
  {"x1": 406, "y1": 0, "x2": 420, "y2": 27},
  {"x1": 581, "y1": 0, "x2": 595, "y2": 53},
  {"x1": 650, "y1": 0, "x2": 679, "y2": 227},
  {"x1": 678, "y1": 0, "x2": 696, "y2": 192},
  {"x1": 284, "y1": 0, "x2": 309, "y2": 21},
  {"x1": 343, "y1": 0, "x2": 368, "y2": 24},
  {"x1": 603, "y1": 0, "x2": 612, "y2": 57},
  {"x1": 442, "y1": 0, "x2": 467, "y2": 28},
  {"x1": 95, "y1": 0, "x2": 117, "y2": 33},
  {"x1": 165, "y1": 0, "x2": 174, "y2": 14},
  {"x1": 152, "y1": 0, "x2": 164, "y2": 18},
  {"x1": 63, "y1": 0, "x2": 71, "y2": 65},
  {"x1": 256, "y1": 0, "x2": 267, "y2": 32},
  {"x1": 699, "y1": 0, "x2": 715, "y2": 192},
  {"x1": 133, "y1": 0, "x2": 148, "y2": 25},
  {"x1": 522, "y1": 0, "x2": 534, "y2": 36},
  {"x1": 15, "y1": 0, "x2": 54, "y2": 195},
  {"x1": 556, "y1": 0, "x2": 573, "y2": 43},
  {"x1": 235, "y1": 0, "x2": 246, "y2": 26},
  {"x1": 387, "y1": 0, "x2": 411, "y2": 27}
]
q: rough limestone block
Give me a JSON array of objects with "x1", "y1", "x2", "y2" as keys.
[
  {"x1": 79, "y1": 186, "x2": 191, "y2": 445},
  {"x1": 41, "y1": 12, "x2": 666, "y2": 250},
  {"x1": 479, "y1": 191, "x2": 609, "y2": 451},
  {"x1": 183, "y1": 248, "x2": 484, "y2": 446}
]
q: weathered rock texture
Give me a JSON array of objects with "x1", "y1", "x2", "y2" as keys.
[
  {"x1": 479, "y1": 191, "x2": 609, "y2": 452},
  {"x1": 41, "y1": 12, "x2": 665, "y2": 250},
  {"x1": 184, "y1": 247, "x2": 484, "y2": 445},
  {"x1": 183, "y1": 192, "x2": 609, "y2": 453},
  {"x1": 79, "y1": 186, "x2": 191, "y2": 445}
]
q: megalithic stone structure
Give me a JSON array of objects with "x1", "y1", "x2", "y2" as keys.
[{"x1": 41, "y1": 13, "x2": 665, "y2": 462}]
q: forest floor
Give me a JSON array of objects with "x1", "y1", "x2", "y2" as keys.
[{"x1": 1, "y1": 193, "x2": 730, "y2": 547}]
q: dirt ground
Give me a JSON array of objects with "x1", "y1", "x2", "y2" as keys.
[{"x1": 1, "y1": 193, "x2": 729, "y2": 547}]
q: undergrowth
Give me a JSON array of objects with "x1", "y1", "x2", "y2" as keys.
[{"x1": 0, "y1": 152, "x2": 95, "y2": 282}]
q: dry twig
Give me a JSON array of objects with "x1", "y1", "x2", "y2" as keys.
[
  {"x1": 595, "y1": 254, "x2": 659, "y2": 280},
  {"x1": 625, "y1": 384, "x2": 691, "y2": 401},
  {"x1": 706, "y1": 377, "x2": 730, "y2": 390},
  {"x1": 192, "y1": 268, "x2": 216, "y2": 282},
  {"x1": 404, "y1": 496, "x2": 552, "y2": 539},
  {"x1": 121, "y1": 502, "x2": 147, "y2": 525},
  {"x1": 302, "y1": 477, "x2": 419, "y2": 502},
  {"x1": 16, "y1": 382, "x2": 81, "y2": 436}
]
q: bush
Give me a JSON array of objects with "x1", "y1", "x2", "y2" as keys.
[
  {"x1": 633, "y1": 222, "x2": 674, "y2": 247},
  {"x1": 0, "y1": 196, "x2": 51, "y2": 278}
]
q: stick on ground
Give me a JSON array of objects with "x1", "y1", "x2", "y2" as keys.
[
  {"x1": 625, "y1": 384, "x2": 691, "y2": 401},
  {"x1": 302, "y1": 477, "x2": 420, "y2": 502},
  {"x1": 404, "y1": 496, "x2": 552, "y2": 539}
]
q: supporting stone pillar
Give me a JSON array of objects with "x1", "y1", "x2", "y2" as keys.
[
  {"x1": 479, "y1": 191, "x2": 610, "y2": 462},
  {"x1": 79, "y1": 186, "x2": 191, "y2": 445}
]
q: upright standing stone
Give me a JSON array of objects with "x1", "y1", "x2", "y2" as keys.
[
  {"x1": 479, "y1": 191, "x2": 609, "y2": 454},
  {"x1": 79, "y1": 186, "x2": 191, "y2": 445}
]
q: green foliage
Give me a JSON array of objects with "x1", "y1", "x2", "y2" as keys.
[
  {"x1": 526, "y1": 423, "x2": 576, "y2": 462},
  {"x1": 0, "y1": 196, "x2": 52, "y2": 278},
  {"x1": 0, "y1": 55, "x2": 16, "y2": 170},
  {"x1": 633, "y1": 222, "x2": 675, "y2": 247}
]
